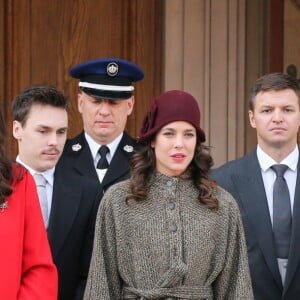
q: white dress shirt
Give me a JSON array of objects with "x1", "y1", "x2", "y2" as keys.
[{"x1": 85, "y1": 132, "x2": 123, "y2": 182}]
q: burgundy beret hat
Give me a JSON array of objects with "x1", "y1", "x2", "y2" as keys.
[{"x1": 139, "y1": 90, "x2": 205, "y2": 143}]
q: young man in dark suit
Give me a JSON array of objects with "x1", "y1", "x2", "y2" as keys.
[
  {"x1": 12, "y1": 85, "x2": 100, "y2": 300},
  {"x1": 211, "y1": 73, "x2": 300, "y2": 300}
]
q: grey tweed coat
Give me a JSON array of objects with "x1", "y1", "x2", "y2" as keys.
[{"x1": 84, "y1": 172, "x2": 253, "y2": 299}]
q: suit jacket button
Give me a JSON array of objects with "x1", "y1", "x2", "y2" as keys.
[{"x1": 167, "y1": 202, "x2": 176, "y2": 210}]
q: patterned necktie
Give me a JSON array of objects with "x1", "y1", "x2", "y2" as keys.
[
  {"x1": 33, "y1": 173, "x2": 49, "y2": 227},
  {"x1": 271, "y1": 164, "x2": 292, "y2": 259},
  {"x1": 97, "y1": 145, "x2": 110, "y2": 169}
]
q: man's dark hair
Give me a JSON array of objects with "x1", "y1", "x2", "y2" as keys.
[
  {"x1": 249, "y1": 72, "x2": 300, "y2": 110},
  {"x1": 12, "y1": 85, "x2": 68, "y2": 126}
]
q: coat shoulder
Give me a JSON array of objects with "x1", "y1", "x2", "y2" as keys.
[
  {"x1": 120, "y1": 132, "x2": 143, "y2": 152},
  {"x1": 104, "y1": 179, "x2": 130, "y2": 198},
  {"x1": 211, "y1": 150, "x2": 256, "y2": 176},
  {"x1": 62, "y1": 132, "x2": 87, "y2": 155},
  {"x1": 213, "y1": 185, "x2": 240, "y2": 212}
]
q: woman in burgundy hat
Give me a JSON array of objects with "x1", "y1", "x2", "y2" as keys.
[{"x1": 84, "y1": 90, "x2": 253, "y2": 299}]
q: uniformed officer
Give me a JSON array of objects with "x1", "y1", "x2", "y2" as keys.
[
  {"x1": 53, "y1": 58, "x2": 144, "y2": 299},
  {"x1": 58, "y1": 57, "x2": 144, "y2": 186}
]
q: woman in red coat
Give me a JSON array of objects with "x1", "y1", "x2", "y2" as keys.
[{"x1": 0, "y1": 111, "x2": 57, "y2": 299}]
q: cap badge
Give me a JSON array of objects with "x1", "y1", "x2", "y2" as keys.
[
  {"x1": 107, "y1": 62, "x2": 119, "y2": 77},
  {"x1": 72, "y1": 143, "x2": 82, "y2": 152},
  {"x1": 123, "y1": 145, "x2": 133, "y2": 153}
]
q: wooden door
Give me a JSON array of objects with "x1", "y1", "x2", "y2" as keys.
[{"x1": 0, "y1": 0, "x2": 163, "y2": 158}]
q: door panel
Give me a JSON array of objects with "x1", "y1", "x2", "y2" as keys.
[{"x1": 1, "y1": 0, "x2": 162, "y2": 158}]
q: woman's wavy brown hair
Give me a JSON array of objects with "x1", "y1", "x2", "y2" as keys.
[
  {"x1": 127, "y1": 139, "x2": 219, "y2": 211},
  {"x1": 0, "y1": 111, "x2": 13, "y2": 205}
]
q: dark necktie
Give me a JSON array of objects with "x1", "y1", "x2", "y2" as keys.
[
  {"x1": 271, "y1": 164, "x2": 292, "y2": 259},
  {"x1": 97, "y1": 145, "x2": 110, "y2": 169},
  {"x1": 33, "y1": 173, "x2": 49, "y2": 227}
]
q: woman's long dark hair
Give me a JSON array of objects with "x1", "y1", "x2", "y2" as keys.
[
  {"x1": 0, "y1": 111, "x2": 13, "y2": 205},
  {"x1": 127, "y1": 139, "x2": 219, "y2": 211}
]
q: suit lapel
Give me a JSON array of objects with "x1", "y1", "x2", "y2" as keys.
[
  {"x1": 232, "y1": 152, "x2": 282, "y2": 287},
  {"x1": 47, "y1": 176, "x2": 82, "y2": 258},
  {"x1": 72, "y1": 137, "x2": 98, "y2": 180},
  {"x1": 101, "y1": 134, "x2": 137, "y2": 188},
  {"x1": 62, "y1": 133, "x2": 98, "y2": 182},
  {"x1": 284, "y1": 158, "x2": 300, "y2": 291}
]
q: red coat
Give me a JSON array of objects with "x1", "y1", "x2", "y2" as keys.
[{"x1": 0, "y1": 164, "x2": 57, "y2": 299}]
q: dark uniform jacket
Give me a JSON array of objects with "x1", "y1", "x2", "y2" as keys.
[{"x1": 50, "y1": 131, "x2": 141, "y2": 299}]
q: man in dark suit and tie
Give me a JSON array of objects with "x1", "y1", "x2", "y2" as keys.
[
  {"x1": 58, "y1": 57, "x2": 144, "y2": 202},
  {"x1": 12, "y1": 85, "x2": 100, "y2": 300},
  {"x1": 211, "y1": 72, "x2": 300, "y2": 299}
]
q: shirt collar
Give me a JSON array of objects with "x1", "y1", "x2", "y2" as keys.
[
  {"x1": 84, "y1": 132, "x2": 123, "y2": 160},
  {"x1": 256, "y1": 145, "x2": 299, "y2": 172},
  {"x1": 16, "y1": 155, "x2": 55, "y2": 186}
]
